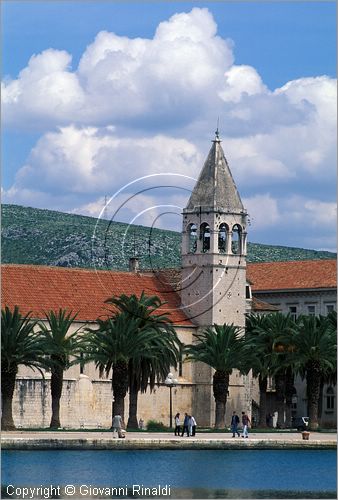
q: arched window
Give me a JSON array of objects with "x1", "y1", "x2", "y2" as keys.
[
  {"x1": 326, "y1": 386, "x2": 335, "y2": 411},
  {"x1": 187, "y1": 223, "x2": 197, "y2": 254},
  {"x1": 200, "y1": 223, "x2": 210, "y2": 252},
  {"x1": 218, "y1": 223, "x2": 228, "y2": 253},
  {"x1": 231, "y1": 224, "x2": 242, "y2": 254}
]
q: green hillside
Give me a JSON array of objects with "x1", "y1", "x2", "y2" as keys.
[{"x1": 2, "y1": 204, "x2": 336, "y2": 270}]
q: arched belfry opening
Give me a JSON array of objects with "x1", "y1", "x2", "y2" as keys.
[
  {"x1": 218, "y1": 223, "x2": 228, "y2": 253},
  {"x1": 200, "y1": 223, "x2": 210, "y2": 252},
  {"x1": 187, "y1": 223, "x2": 197, "y2": 254},
  {"x1": 231, "y1": 224, "x2": 242, "y2": 254}
]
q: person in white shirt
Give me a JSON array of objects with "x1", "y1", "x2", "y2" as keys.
[
  {"x1": 190, "y1": 415, "x2": 197, "y2": 436},
  {"x1": 112, "y1": 414, "x2": 123, "y2": 438}
]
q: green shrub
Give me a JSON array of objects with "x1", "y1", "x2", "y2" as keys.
[{"x1": 146, "y1": 420, "x2": 167, "y2": 431}]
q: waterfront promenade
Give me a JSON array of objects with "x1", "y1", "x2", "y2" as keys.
[{"x1": 2, "y1": 430, "x2": 336, "y2": 450}]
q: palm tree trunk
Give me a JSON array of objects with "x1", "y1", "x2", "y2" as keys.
[
  {"x1": 258, "y1": 376, "x2": 268, "y2": 428},
  {"x1": 213, "y1": 370, "x2": 229, "y2": 428},
  {"x1": 284, "y1": 367, "x2": 294, "y2": 428},
  {"x1": 274, "y1": 371, "x2": 285, "y2": 428},
  {"x1": 306, "y1": 362, "x2": 321, "y2": 430},
  {"x1": 318, "y1": 378, "x2": 324, "y2": 421},
  {"x1": 112, "y1": 360, "x2": 128, "y2": 427},
  {"x1": 1, "y1": 369, "x2": 17, "y2": 430},
  {"x1": 127, "y1": 379, "x2": 139, "y2": 429},
  {"x1": 50, "y1": 367, "x2": 63, "y2": 429}
]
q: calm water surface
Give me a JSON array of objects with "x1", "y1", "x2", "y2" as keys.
[{"x1": 2, "y1": 449, "x2": 336, "y2": 499}]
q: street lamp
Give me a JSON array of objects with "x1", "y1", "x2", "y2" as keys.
[{"x1": 165, "y1": 373, "x2": 178, "y2": 428}]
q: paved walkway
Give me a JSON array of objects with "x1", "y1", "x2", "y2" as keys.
[{"x1": 2, "y1": 430, "x2": 336, "y2": 450}]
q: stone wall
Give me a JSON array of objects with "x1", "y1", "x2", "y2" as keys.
[
  {"x1": 12, "y1": 375, "x2": 196, "y2": 429},
  {"x1": 11, "y1": 374, "x2": 254, "y2": 429}
]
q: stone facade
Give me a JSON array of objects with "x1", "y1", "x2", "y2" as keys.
[
  {"x1": 12, "y1": 375, "x2": 198, "y2": 430},
  {"x1": 253, "y1": 289, "x2": 336, "y2": 318},
  {"x1": 13, "y1": 324, "x2": 196, "y2": 429},
  {"x1": 254, "y1": 285, "x2": 336, "y2": 428}
]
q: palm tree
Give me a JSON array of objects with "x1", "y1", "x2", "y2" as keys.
[
  {"x1": 1, "y1": 306, "x2": 46, "y2": 430},
  {"x1": 105, "y1": 293, "x2": 181, "y2": 428},
  {"x1": 292, "y1": 314, "x2": 336, "y2": 430},
  {"x1": 260, "y1": 312, "x2": 297, "y2": 428},
  {"x1": 186, "y1": 323, "x2": 245, "y2": 428},
  {"x1": 40, "y1": 309, "x2": 84, "y2": 429},
  {"x1": 85, "y1": 313, "x2": 159, "y2": 425},
  {"x1": 317, "y1": 313, "x2": 336, "y2": 421},
  {"x1": 245, "y1": 313, "x2": 272, "y2": 428},
  {"x1": 321, "y1": 311, "x2": 337, "y2": 388}
]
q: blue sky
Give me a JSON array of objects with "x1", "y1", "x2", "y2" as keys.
[{"x1": 2, "y1": 1, "x2": 337, "y2": 251}]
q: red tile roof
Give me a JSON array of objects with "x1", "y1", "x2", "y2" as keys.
[
  {"x1": 1, "y1": 265, "x2": 192, "y2": 325},
  {"x1": 247, "y1": 260, "x2": 336, "y2": 292},
  {"x1": 2, "y1": 260, "x2": 335, "y2": 324}
]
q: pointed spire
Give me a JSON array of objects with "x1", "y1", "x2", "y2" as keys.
[{"x1": 186, "y1": 132, "x2": 244, "y2": 213}]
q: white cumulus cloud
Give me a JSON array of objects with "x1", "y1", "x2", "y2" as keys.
[
  {"x1": 6, "y1": 125, "x2": 201, "y2": 196},
  {"x1": 3, "y1": 8, "x2": 234, "y2": 129}
]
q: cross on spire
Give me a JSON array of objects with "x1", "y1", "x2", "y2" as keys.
[{"x1": 214, "y1": 117, "x2": 221, "y2": 142}]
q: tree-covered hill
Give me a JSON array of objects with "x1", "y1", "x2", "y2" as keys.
[{"x1": 2, "y1": 204, "x2": 336, "y2": 270}]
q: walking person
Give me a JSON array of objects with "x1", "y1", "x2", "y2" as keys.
[
  {"x1": 190, "y1": 415, "x2": 197, "y2": 436},
  {"x1": 112, "y1": 414, "x2": 123, "y2": 438},
  {"x1": 174, "y1": 413, "x2": 181, "y2": 436},
  {"x1": 241, "y1": 411, "x2": 251, "y2": 438},
  {"x1": 230, "y1": 411, "x2": 240, "y2": 437},
  {"x1": 181, "y1": 413, "x2": 190, "y2": 437}
]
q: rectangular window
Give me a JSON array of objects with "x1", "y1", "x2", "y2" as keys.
[
  {"x1": 307, "y1": 305, "x2": 316, "y2": 316},
  {"x1": 326, "y1": 304, "x2": 335, "y2": 314},
  {"x1": 245, "y1": 284, "x2": 252, "y2": 299},
  {"x1": 326, "y1": 388, "x2": 335, "y2": 411},
  {"x1": 326, "y1": 395, "x2": 334, "y2": 410},
  {"x1": 289, "y1": 306, "x2": 297, "y2": 321}
]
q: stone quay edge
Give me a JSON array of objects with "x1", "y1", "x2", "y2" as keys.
[{"x1": 2, "y1": 431, "x2": 336, "y2": 451}]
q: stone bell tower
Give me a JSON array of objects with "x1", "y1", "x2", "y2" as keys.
[
  {"x1": 181, "y1": 130, "x2": 248, "y2": 328},
  {"x1": 181, "y1": 130, "x2": 250, "y2": 426}
]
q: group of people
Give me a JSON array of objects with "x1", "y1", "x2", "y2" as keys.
[
  {"x1": 174, "y1": 412, "x2": 197, "y2": 437},
  {"x1": 230, "y1": 411, "x2": 251, "y2": 438},
  {"x1": 113, "y1": 411, "x2": 250, "y2": 439}
]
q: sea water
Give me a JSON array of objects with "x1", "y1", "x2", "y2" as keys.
[{"x1": 2, "y1": 449, "x2": 336, "y2": 498}]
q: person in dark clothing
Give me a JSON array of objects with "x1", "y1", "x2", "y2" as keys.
[
  {"x1": 241, "y1": 411, "x2": 251, "y2": 438},
  {"x1": 266, "y1": 413, "x2": 273, "y2": 428},
  {"x1": 174, "y1": 413, "x2": 181, "y2": 436},
  {"x1": 230, "y1": 411, "x2": 240, "y2": 437},
  {"x1": 181, "y1": 413, "x2": 190, "y2": 437}
]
